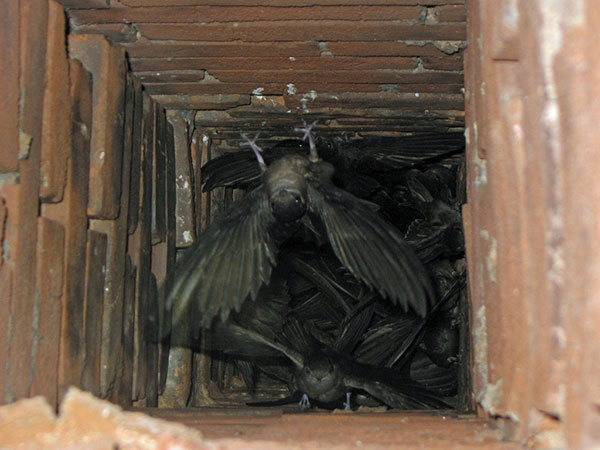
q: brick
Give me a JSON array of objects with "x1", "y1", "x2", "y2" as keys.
[
  {"x1": 123, "y1": 41, "x2": 320, "y2": 58},
  {"x1": 435, "y1": 4, "x2": 467, "y2": 22},
  {"x1": 284, "y1": 91, "x2": 464, "y2": 110},
  {"x1": 129, "y1": 56, "x2": 418, "y2": 72},
  {"x1": 169, "y1": 112, "x2": 196, "y2": 247},
  {"x1": 121, "y1": 0, "x2": 463, "y2": 6},
  {"x1": 55, "y1": 0, "x2": 110, "y2": 7},
  {"x1": 207, "y1": 69, "x2": 464, "y2": 84},
  {"x1": 0, "y1": 0, "x2": 20, "y2": 173},
  {"x1": 328, "y1": 41, "x2": 459, "y2": 57},
  {"x1": 128, "y1": 77, "x2": 144, "y2": 235},
  {"x1": 151, "y1": 104, "x2": 166, "y2": 244},
  {"x1": 43, "y1": 58, "x2": 92, "y2": 397},
  {"x1": 70, "y1": 5, "x2": 420, "y2": 24},
  {"x1": 0, "y1": 265, "x2": 12, "y2": 405},
  {"x1": 80, "y1": 230, "x2": 107, "y2": 397},
  {"x1": 143, "y1": 81, "x2": 464, "y2": 96},
  {"x1": 93, "y1": 21, "x2": 467, "y2": 42},
  {"x1": 420, "y1": 55, "x2": 464, "y2": 71},
  {"x1": 89, "y1": 72, "x2": 135, "y2": 401},
  {"x1": 149, "y1": 94, "x2": 251, "y2": 110},
  {"x1": 144, "y1": 273, "x2": 160, "y2": 407},
  {"x1": 40, "y1": 0, "x2": 71, "y2": 203},
  {"x1": 194, "y1": 131, "x2": 212, "y2": 234},
  {"x1": 30, "y1": 217, "x2": 65, "y2": 408},
  {"x1": 118, "y1": 256, "x2": 136, "y2": 407},
  {"x1": 68, "y1": 34, "x2": 127, "y2": 219},
  {"x1": 1, "y1": 0, "x2": 48, "y2": 402},
  {"x1": 130, "y1": 93, "x2": 155, "y2": 403}
]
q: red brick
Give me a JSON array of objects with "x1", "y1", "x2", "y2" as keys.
[
  {"x1": 129, "y1": 56, "x2": 418, "y2": 72},
  {"x1": 128, "y1": 77, "x2": 144, "y2": 235},
  {"x1": 68, "y1": 34, "x2": 127, "y2": 219},
  {"x1": 435, "y1": 4, "x2": 467, "y2": 22},
  {"x1": 169, "y1": 112, "x2": 196, "y2": 247},
  {"x1": 40, "y1": 0, "x2": 71, "y2": 203},
  {"x1": 0, "y1": 0, "x2": 20, "y2": 173},
  {"x1": 127, "y1": 22, "x2": 467, "y2": 42},
  {"x1": 152, "y1": 104, "x2": 166, "y2": 244},
  {"x1": 207, "y1": 69, "x2": 464, "y2": 84},
  {"x1": 118, "y1": 255, "x2": 136, "y2": 406},
  {"x1": 143, "y1": 81, "x2": 464, "y2": 96},
  {"x1": 89, "y1": 72, "x2": 135, "y2": 401},
  {"x1": 80, "y1": 229, "x2": 107, "y2": 397},
  {"x1": 30, "y1": 217, "x2": 65, "y2": 408},
  {"x1": 421, "y1": 55, "x2": 464, "y2": 71},
  {"x1": 328, "y1": 41, "x2": 459, "y2": 57},
  {"x1": 284, "y1": 91, "x2": 464, "y2": 110},
  {"x1": 123, "y1": 41, "x2": 320, "y2": 58},
  {"x1": 149, "y1": 94, "x2": 251, "y2": 110},
  {"x1": 121, "y1": 0, "x2": 462, "y2": 6},
  {"x1": 72, "y1": 5, "x2": 420, "y2": 24},
  {"x1": 43, "y1": 59, "x2": 92, "y2": 397},
  {"x1": 0, "y1": 265, "x2": 12, "y2": 405},
  {"x1": 1, "y1": 0, "x2": 48, "y2": 402},
  {"x1": 130, "y1": 93, "x2": 155, "y2": 403},
  {"x1": 55, "y1": 0, "x2": 109, "y2": 7}
]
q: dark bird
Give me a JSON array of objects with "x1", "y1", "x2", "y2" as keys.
[{"x1": 166, "y1": 122, "x2": 435, "y2": 333}]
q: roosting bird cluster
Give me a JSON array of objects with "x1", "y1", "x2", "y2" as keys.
[{"x1": 164, "y1": 121, "x2": 467, "y2": 411}]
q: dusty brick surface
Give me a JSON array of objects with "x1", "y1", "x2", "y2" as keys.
[
  {"x1": 122, "y1": 0, "x2": 463, "y2": 6},
  {"x1": 118, "y1": 255, "x2": 137, "y2": 406},
  {"x1": 0, "y1": 0, "x2": 20, "y2": 173},
  {"x1": 68, "y1": 33, "x2": 127, "y2": 220},
  {"x1": 30, "y1": 217, "x2": 65, "y2": 408},
  {"x1": 127, "y1": 77, "x2": 144, "y2": 235},
  {"x1": 40, "y1": 0, "x2": 71, "y2": 203},
  {"x1": 150, "y1": 94, "x2": 251, "y2": 110},
  {"x1": 80, "y1": 230, "x2": 107, "y2": 397},
  {"x1": 56, "y1": 0, "x2": 110, "y2": 7},
  {"x1": 151, "y1": 105, "x2": 166, "y2": 245}
]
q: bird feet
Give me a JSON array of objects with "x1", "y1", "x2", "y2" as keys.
[
  {"x1": 294, "y1": 120, "x2": 319, "y2": 162},
  {"x1": 344, "y1": 392, "x2": 352, "y2": 411},
  {"x1": 298, "y1": 393, "x2": 311, "y2": 410},
  {"x1": 240, "y1": 132, "x2": 266, "y2": 171}
]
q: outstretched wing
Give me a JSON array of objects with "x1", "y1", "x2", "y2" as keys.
[
  {"x1": 306, "y1": 182, "x2": 434, "y2": 317},
  {"x1": 344, "y1": 374, "x2": 449, "y2": 410},
  {"x1": 166, "y1": 186, "x2": 280, "y2": 331}
]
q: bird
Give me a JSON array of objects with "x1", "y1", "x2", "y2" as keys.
[{"x1": 165, "y1": 121, "x2": 435, "y2": 335}]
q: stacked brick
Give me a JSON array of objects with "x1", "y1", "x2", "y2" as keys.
[{"x1": 0, "y1": 0, "x2": 178, "y2": 409}]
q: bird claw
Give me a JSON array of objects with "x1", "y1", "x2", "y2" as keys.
[
  {"x1": 344, "y1": 392, "x2": 352, "y2": 411},
  {"x1": 240, "y1": 132, "x2": 266, "y2": 171},
  {"x1": 294, "y1": 120, "x2": 319, "y2": 162},
  {"x1": 298, "y1": 393, "x2": 311, "y2": 410}
]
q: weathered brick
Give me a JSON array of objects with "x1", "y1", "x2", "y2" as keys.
[
  {"x1": 149, "y1": 94, "x2": 251, "y2": 110},
  {"x1": 130, "y1": 93, "x2": 155, "y2": 403},
  {"x1": 89, "y1": 71, "x2": 135, "y2": 401},
  {"x1": 55, "y1": 0, "x2": 110, "y2": 7},
  {"x1": 284, "y1": 91, "x2": 464, "y2": 110},
  {"x1": 0, "y1": 0, "x2": 20, "y2": 173},
  {"x1": 121, "y1": 0, "x2": 463, "y2": 6},
  {"x1": 80, "y1": 229, "x2": 107, "y2": 397},
  {"x1": 129, "y1": 56, "x2": 417, "y2": 73},
  {"x1": 143, "y1": 81, "x2": 464, "y2": 96},
  {"x1": 328, "y1": 41, "x2": 458, "y2": 57},
  {"x1": 43, "y1": 58, "x2": 92, "y2": 397},
  {"x1": 118, "y1": 255, "x2": 136, "y2": 406},
  {"x1": 68, "y1": 33, "x2": 127, "y2": 219},
  {"x1": 421, "y1": 55, "x2": 464, "y2": 71},
  {"x1": 70, "y1": 5, "x2": 420, "y2": 24},
  {"x1": 0, "y1": 265, "x2": 12, "y2": 405},
  {"x1": 169, "y1": 112, "x2": 196, "y2": 247},
  {"x1": 123, "y1": 41, "x2": 320, "y2": 58},
  {"x1": 151, "y1": 103, "x2": 166, "y2": 244},
  {"x1": 30, "y1": 217, "x2": 65, "y2": 408},
  {"x1": 208, "y1": 69, "x2": 464, "y2": 84},
  {"x1": 128, "y1": 77, "x2": 144, "y2": 235},
  {"x1": 435, "y1": 4, "x2": 466, "y2": 22},
  {"x1": 134, "y1": 22, "x2": 466, "y2": 42},
  {"x1": 40, "y1": 0, "x2": 71, "y2": 203},
  {"x1": 1, "y1": 0, "x2": 48, "y2": 402},
  {"x1": 145, "y1": 273, "x2": 160, "y2": 407}
]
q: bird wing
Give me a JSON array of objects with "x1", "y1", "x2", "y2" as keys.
[
  {"x1": 306, "y1": 182, "x2": 434, "y2": 317},
  {"x1": 166, "y1": 186, "x2": 280, "y2": 331}
]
